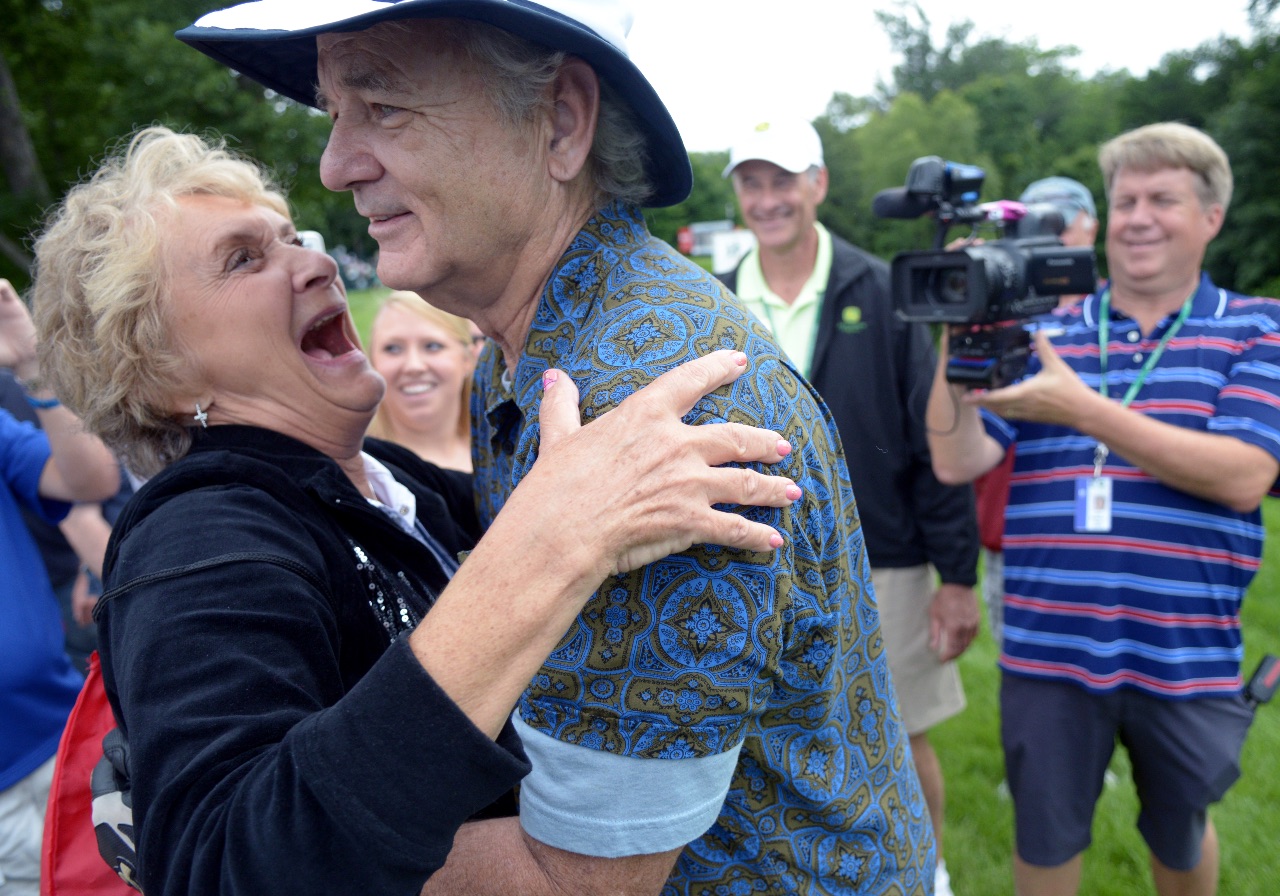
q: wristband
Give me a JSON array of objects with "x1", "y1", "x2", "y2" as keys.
[
  {"x1": 25, "y1": 392, "x2": 60, "y2": 409},
  {"x1": 15, "y1": 374, "x2": 59, "y2": 409}
]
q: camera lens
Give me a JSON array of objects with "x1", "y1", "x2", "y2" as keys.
[{"x1": 929, "y1": 268, "x2": 969, "y2": 305}]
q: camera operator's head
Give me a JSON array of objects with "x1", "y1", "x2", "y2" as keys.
[
  {"x1": 1099, "y1": 122, "x2": 1232, "y2": 213},
  {"x1": 1098, "y1": 122, "x2": 1228, "y2": 306},
  {"x1": 1018, "y1": 176, "x2": 1098, "y2": 249},
  {"x1": 724, "y1": 118, "x2": 828, "y2": 255}
]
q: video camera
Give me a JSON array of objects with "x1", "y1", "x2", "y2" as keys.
[{"x1": 873, "y1": 156, "x2": 1097, "y2": 387}]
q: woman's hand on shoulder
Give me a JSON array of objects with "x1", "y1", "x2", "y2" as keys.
[
  {"x1": 532, "y1": 349, "x2": 799, "y2": 577},
  {"x1": 413, "y1": 351, "x2": 800, "y2": 736}
]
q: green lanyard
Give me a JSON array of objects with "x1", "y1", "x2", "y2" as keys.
[
  {"x1": 1097, "y1": 287, "x2": 1195, "y2": 406},
  {"x1": 1092, "y1": 287, "x2": 1195, "y2": 475}
]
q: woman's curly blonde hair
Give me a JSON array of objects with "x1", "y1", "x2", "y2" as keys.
[{"x1": 33, "y1": 126, "x2": 290, "y2": 477}]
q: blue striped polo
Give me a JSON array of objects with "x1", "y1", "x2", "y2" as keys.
[{"x1": 983, "y1": 274, "x2": 1280, "y2": 697}]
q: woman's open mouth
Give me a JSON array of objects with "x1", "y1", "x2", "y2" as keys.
[{"x1": 301, "y1": 309, "x2": 358, "y2": 360}]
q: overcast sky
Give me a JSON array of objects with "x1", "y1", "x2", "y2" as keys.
[{"x1": 626, "y1": 0, "x2": 1258, "y2": 153}]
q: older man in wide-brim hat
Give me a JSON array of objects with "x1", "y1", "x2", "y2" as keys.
[{"x1": 177, "y1": 2, "x2": 934, "y2": 893}]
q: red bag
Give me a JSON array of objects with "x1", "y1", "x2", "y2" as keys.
[
  {"x1": 972, "y1": 447, "x2": 1015, "y2": 552},
  {"x1": 40, "y1": 651, "x2": 138, "y2": 895}
]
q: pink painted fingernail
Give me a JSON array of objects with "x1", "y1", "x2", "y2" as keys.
[
  {"x1": 769, "y1": 532, "x2": 784, "y2": 548},
  {"x1": 786, "y1": 484, "x2": 803, "y2": 501},
  {"x1": 776, "y1": 439, "x2": 792, "y2": 457},
  {"x1": 732, "y1": 352, "x2": 748, "y2": 366},
  {"x1": 542, "y1": 370, "x2": 559, "y2": 390}
]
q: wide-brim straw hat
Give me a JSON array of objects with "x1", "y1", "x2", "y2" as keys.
[{"x1": 176, "y1": 0, "x2": 691, "y2": 206}]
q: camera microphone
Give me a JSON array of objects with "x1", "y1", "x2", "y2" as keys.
[{"x1": 872, "y1": 188, "x2": 936, "y2": 220}]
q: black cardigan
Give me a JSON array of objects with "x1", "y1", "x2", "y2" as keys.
[{"x1": 98, "y1": 425, "x2": 528, "y2": 896}]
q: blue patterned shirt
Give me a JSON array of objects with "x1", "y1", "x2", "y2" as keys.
[{"x1": 472, "y1": 202, "x2": 932, "y2": 895}]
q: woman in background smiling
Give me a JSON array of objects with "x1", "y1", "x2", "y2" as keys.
[{"x1": 367, "y1": 292, "x2": 475, "y2": 472}]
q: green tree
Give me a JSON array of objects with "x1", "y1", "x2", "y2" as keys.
[
  {"x1": 957, "y1": 65, "x2": 1117, "y2": 196},
  {"x1": 1249, "y1": 0, "x2": 1279, "y2": 25},
  {"x1": 873, "y1": 2, "x2": 978, "y2": 104},
  {"x1": 844, "y1": 3, "x2": 1123, "y2": 266},
  {"x1": 1205, "y1": 31, "x2": 1280, "y2": 296},
  {"x1": 0, "y1": 0, "x2": 370, "y2": 289},
  {"x1": 644, "y1": 150, "x2": 735, "y2": 248},
  {"x1": 1115, "y1": 40, "x2": 1252, "y2": 134},
  {"x1": 838, "y1": 90, "x2": 991, "y2": 260},
  {"x1": 813, "y1": 97, "x2": 866, "y2": 247}
]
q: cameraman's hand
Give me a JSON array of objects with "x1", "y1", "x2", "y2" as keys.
[
  {"x1": 944, "y1": 234, "x2": 984, "y2": 250},
  {"x1": 964, "y1": 330, "x2": 1099, "y2": 428}
]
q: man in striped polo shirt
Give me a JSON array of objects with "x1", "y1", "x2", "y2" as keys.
[{"x1": 925, "y1": 122, "x2": 1280, "y2": 896}]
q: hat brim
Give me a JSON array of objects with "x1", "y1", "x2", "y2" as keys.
[{"x1": 176, "y1": 0, "x2": 691, "y2": 207}]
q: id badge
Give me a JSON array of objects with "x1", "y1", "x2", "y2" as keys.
[{"x1": 1074, "y1": 476, "x2": 1112, "y2": 532}]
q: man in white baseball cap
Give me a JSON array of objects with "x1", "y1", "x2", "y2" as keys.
[
  {"x1": 163, "y1": 4, "x2": 934, "y2": 895},
  {"x1": 721, "y1": 117, "x2": 981, "y2": 896},
  {"x1": 721, "y1": 117, "x2": 826, "y2": 179}
]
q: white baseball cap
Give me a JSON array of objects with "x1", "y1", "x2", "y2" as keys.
[{"x1": 723, "y1": 119, "x2": 825, "y2": 178}]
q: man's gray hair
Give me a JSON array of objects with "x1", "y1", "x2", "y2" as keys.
[{"x1": 447, "y1": 19, "x2": 652, "y2": 205}]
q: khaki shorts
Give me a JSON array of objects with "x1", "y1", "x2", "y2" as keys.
[
  {"x1": 0, "y1": 754, "x2": 56, "y2": 896},
  {"x1": 979, "y1": 547, "x2": 1004, "y2": 645},
  {"x1": 871, "y1": 564, "x2": 966, "y2": 734}
]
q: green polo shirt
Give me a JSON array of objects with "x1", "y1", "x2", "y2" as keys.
[{"x1": 732, "y1": 222, "x2": 832, "y2": 377}]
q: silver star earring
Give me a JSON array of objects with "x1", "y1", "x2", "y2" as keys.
[{"x1": 193, "y1": 402, "x2": 209, "y2": 429}]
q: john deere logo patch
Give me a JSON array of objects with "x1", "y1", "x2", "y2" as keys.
[{"x1": 838, "y1": 306, "x2": 866, "y2": 334}]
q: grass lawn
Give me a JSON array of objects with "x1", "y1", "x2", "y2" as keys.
[
  {"x1": 938, "y1": 499, "x2": 1280, "y2": 894},
  {"x1": 346, "y1": 284, "x2": 391, "y2": 347}
]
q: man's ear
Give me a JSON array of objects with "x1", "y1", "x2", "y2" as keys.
[
  {"x1": 1086, "y1": 214, "x2": 1099, "y2": 238},
  {"x1": 546, "y1": 56, "x2": 599, "y2": 184},
  {"x1": 813, "y1": 166, "x2": 830, "y2": 205},
  {"x1": 1203, "y1": 202, "x2": 1225, "y2": 241}
]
